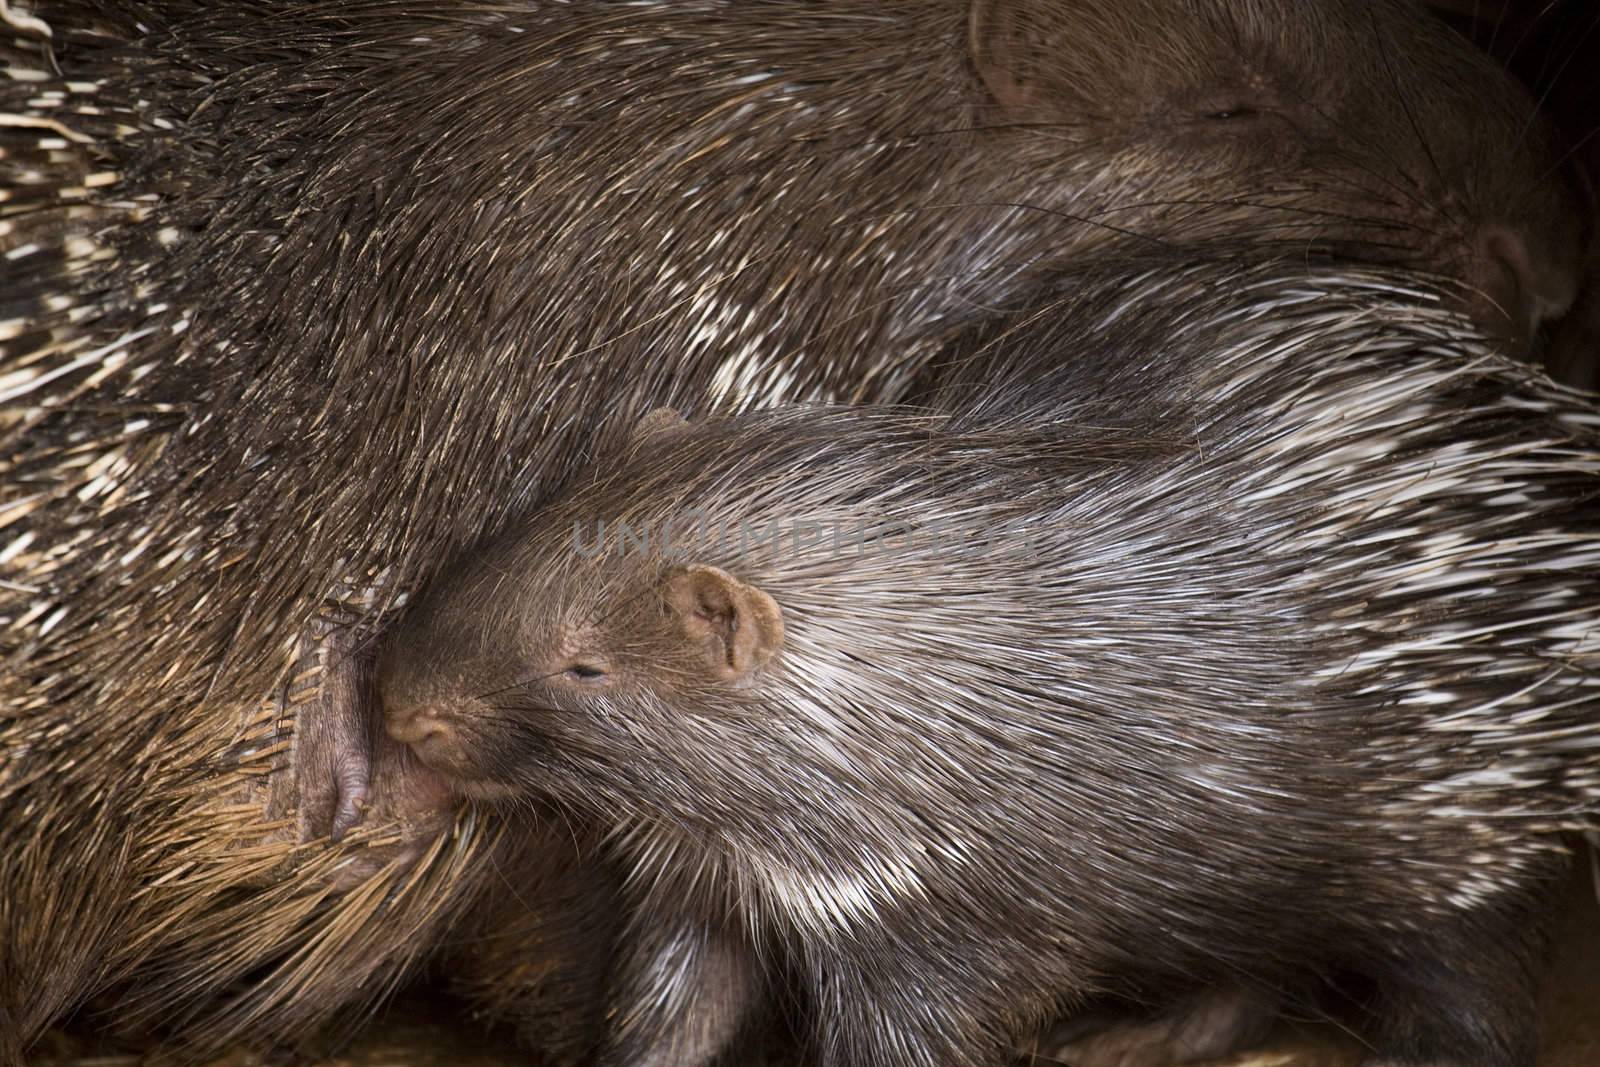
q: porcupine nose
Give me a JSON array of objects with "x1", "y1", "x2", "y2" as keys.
[
  {"x1": 384, "y1": 703, "x2": 456, "y2": 759},
  {"x1": 1471, "y1": 223, "x2": 1582, "y2": 348}
]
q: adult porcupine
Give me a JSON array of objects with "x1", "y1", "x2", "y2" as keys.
[
  {"x1": 1, "y1": 0, "x2": 1593, "y2": 1059},
  {"x1": 378, "y1": 256, "x2": 1600, "y2": 1067},
  {"x1": 0, "y1": 4, "x2": 614, "y2": 1057}
]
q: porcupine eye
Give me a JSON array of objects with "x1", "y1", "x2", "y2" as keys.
[
  {"x1": 1205, "y1": 106, "x2": 1259, "y2": 120},
  {"x1": 563, "y1": 662, "x2": 609, "y2": 684}
]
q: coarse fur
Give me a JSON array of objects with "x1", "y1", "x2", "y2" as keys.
[
  {"x1": 433, "y1": 819, "x2": 627, "y2": 1067},
  {"x1": 1, "y1": 0, "x2": 1595, "y2": 1058},
  {"x1": 380, "y1": 257, "x2": 1600, "y2": 1067}
]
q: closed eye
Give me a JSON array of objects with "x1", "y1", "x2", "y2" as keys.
[{"x1": 564, "y1": 663, "x2": 608, "y2": 682}]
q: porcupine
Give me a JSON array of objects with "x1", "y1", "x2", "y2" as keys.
[
  {"x1": 0, "y1": 4, "x2": 616, "y2": 1059},
  {"x1": 378, "y1": 256, "x2": 1600, "y2": 1067},
  {"x1": 1, "y1": 0, "x2": 1594, "y2": 1059}
]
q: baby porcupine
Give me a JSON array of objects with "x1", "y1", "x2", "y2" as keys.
[{"x1": 379, "y1": 257, "x2": 1600, "y2": 1067}]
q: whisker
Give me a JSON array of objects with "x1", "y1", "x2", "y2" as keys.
[
  {"x1": 1496, "y1": 0, "x2": 1552, "y2": 72},
  {"x1": 1539, "y1": 121, "x2": 1600, "y2": 186},
  {"x1": 1298, "y1": 155, "x2": 1436, "y2": 215},
  {"x1": 1513, "y1": 6, "x2": 1600, "y2": 156},
  {"x1": 1369, "y1": 9, "x2": 1447, "y2": 196}
]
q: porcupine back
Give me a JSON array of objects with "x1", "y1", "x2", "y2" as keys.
[{"x1": 917, "y1": 258, "x2": 1600, "y2": 850}]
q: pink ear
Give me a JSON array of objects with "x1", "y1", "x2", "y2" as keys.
[
  {"x1": 662, "y1": 564, "x2": 785, "y2": 683},
  {"x1": 969, "y1": 0, "x2": 1041, "y2": 110}
]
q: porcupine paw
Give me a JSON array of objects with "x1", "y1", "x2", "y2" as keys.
[
  {"x1": 285, "y1": 619, "x2": 457, "y2": 887},
  {"x1": 303, "y1": 723, "x2": 372, "y2": 842},
  {"x1": 1043, "y1": 986, "x2": 1279, "y2": 1067},
  {"x1": 291, "y1": 623, "x2": 377, "y2": 845}
]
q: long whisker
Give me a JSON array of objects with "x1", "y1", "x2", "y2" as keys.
[
  {"x1": 1539, "y1": 121, "x2": 1600, "y2": 186},
  {"x1": 477, "y1": 668, "x2": 571, "y2": 702},
  {"x1": 1513, "y1": 6, "x2": 1600, "y2": 156},
  {"x1": 1496, "y1": 0, "x2": 1550, "y2": 72},
  {"x1": 1370, "y1": 9, "x2": 1447, "y2": 194}
]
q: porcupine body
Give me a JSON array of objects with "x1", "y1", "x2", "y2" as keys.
[
  {"x1": 0, "y1": 4, "x2": 572, "y2": 1059},
  {"x1": 380, "y1": 257, "x2": 1600, "y2": 1067}
]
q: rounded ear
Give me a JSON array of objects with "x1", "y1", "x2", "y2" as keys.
[
  {"x1": 661, "y1": 564, "x2": 784, "y2": 684},
  {"x1": 969, "y1": 0, "x2": 1042, "y2": 110},
  {"x1": 631, "y1": 407, "x2": 690, "y2": 444}
]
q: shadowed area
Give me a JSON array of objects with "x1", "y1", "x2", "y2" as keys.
[{"x1": 32, "y1": 862, "x2": 1600, "y2": 1067}]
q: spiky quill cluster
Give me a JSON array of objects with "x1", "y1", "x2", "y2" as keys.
[{"x1": 379, "y1": 259, "x2": 1600, "y2": 1067}]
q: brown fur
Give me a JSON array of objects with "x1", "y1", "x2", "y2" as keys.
[{"x1": 436, "y1": 822, "x2": 625, "y2": 1066}]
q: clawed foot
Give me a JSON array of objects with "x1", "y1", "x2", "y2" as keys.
[
  {"x1": 283, "y1": 619, "x2": 455, "y2": 883},
  {"x1": 291, "y1": 623, "x2": 377, "y2": 844}
]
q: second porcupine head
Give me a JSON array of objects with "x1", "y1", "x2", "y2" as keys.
[{"x1": 0, "y1": 0, "x2": 1593, "y2": 1059}]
